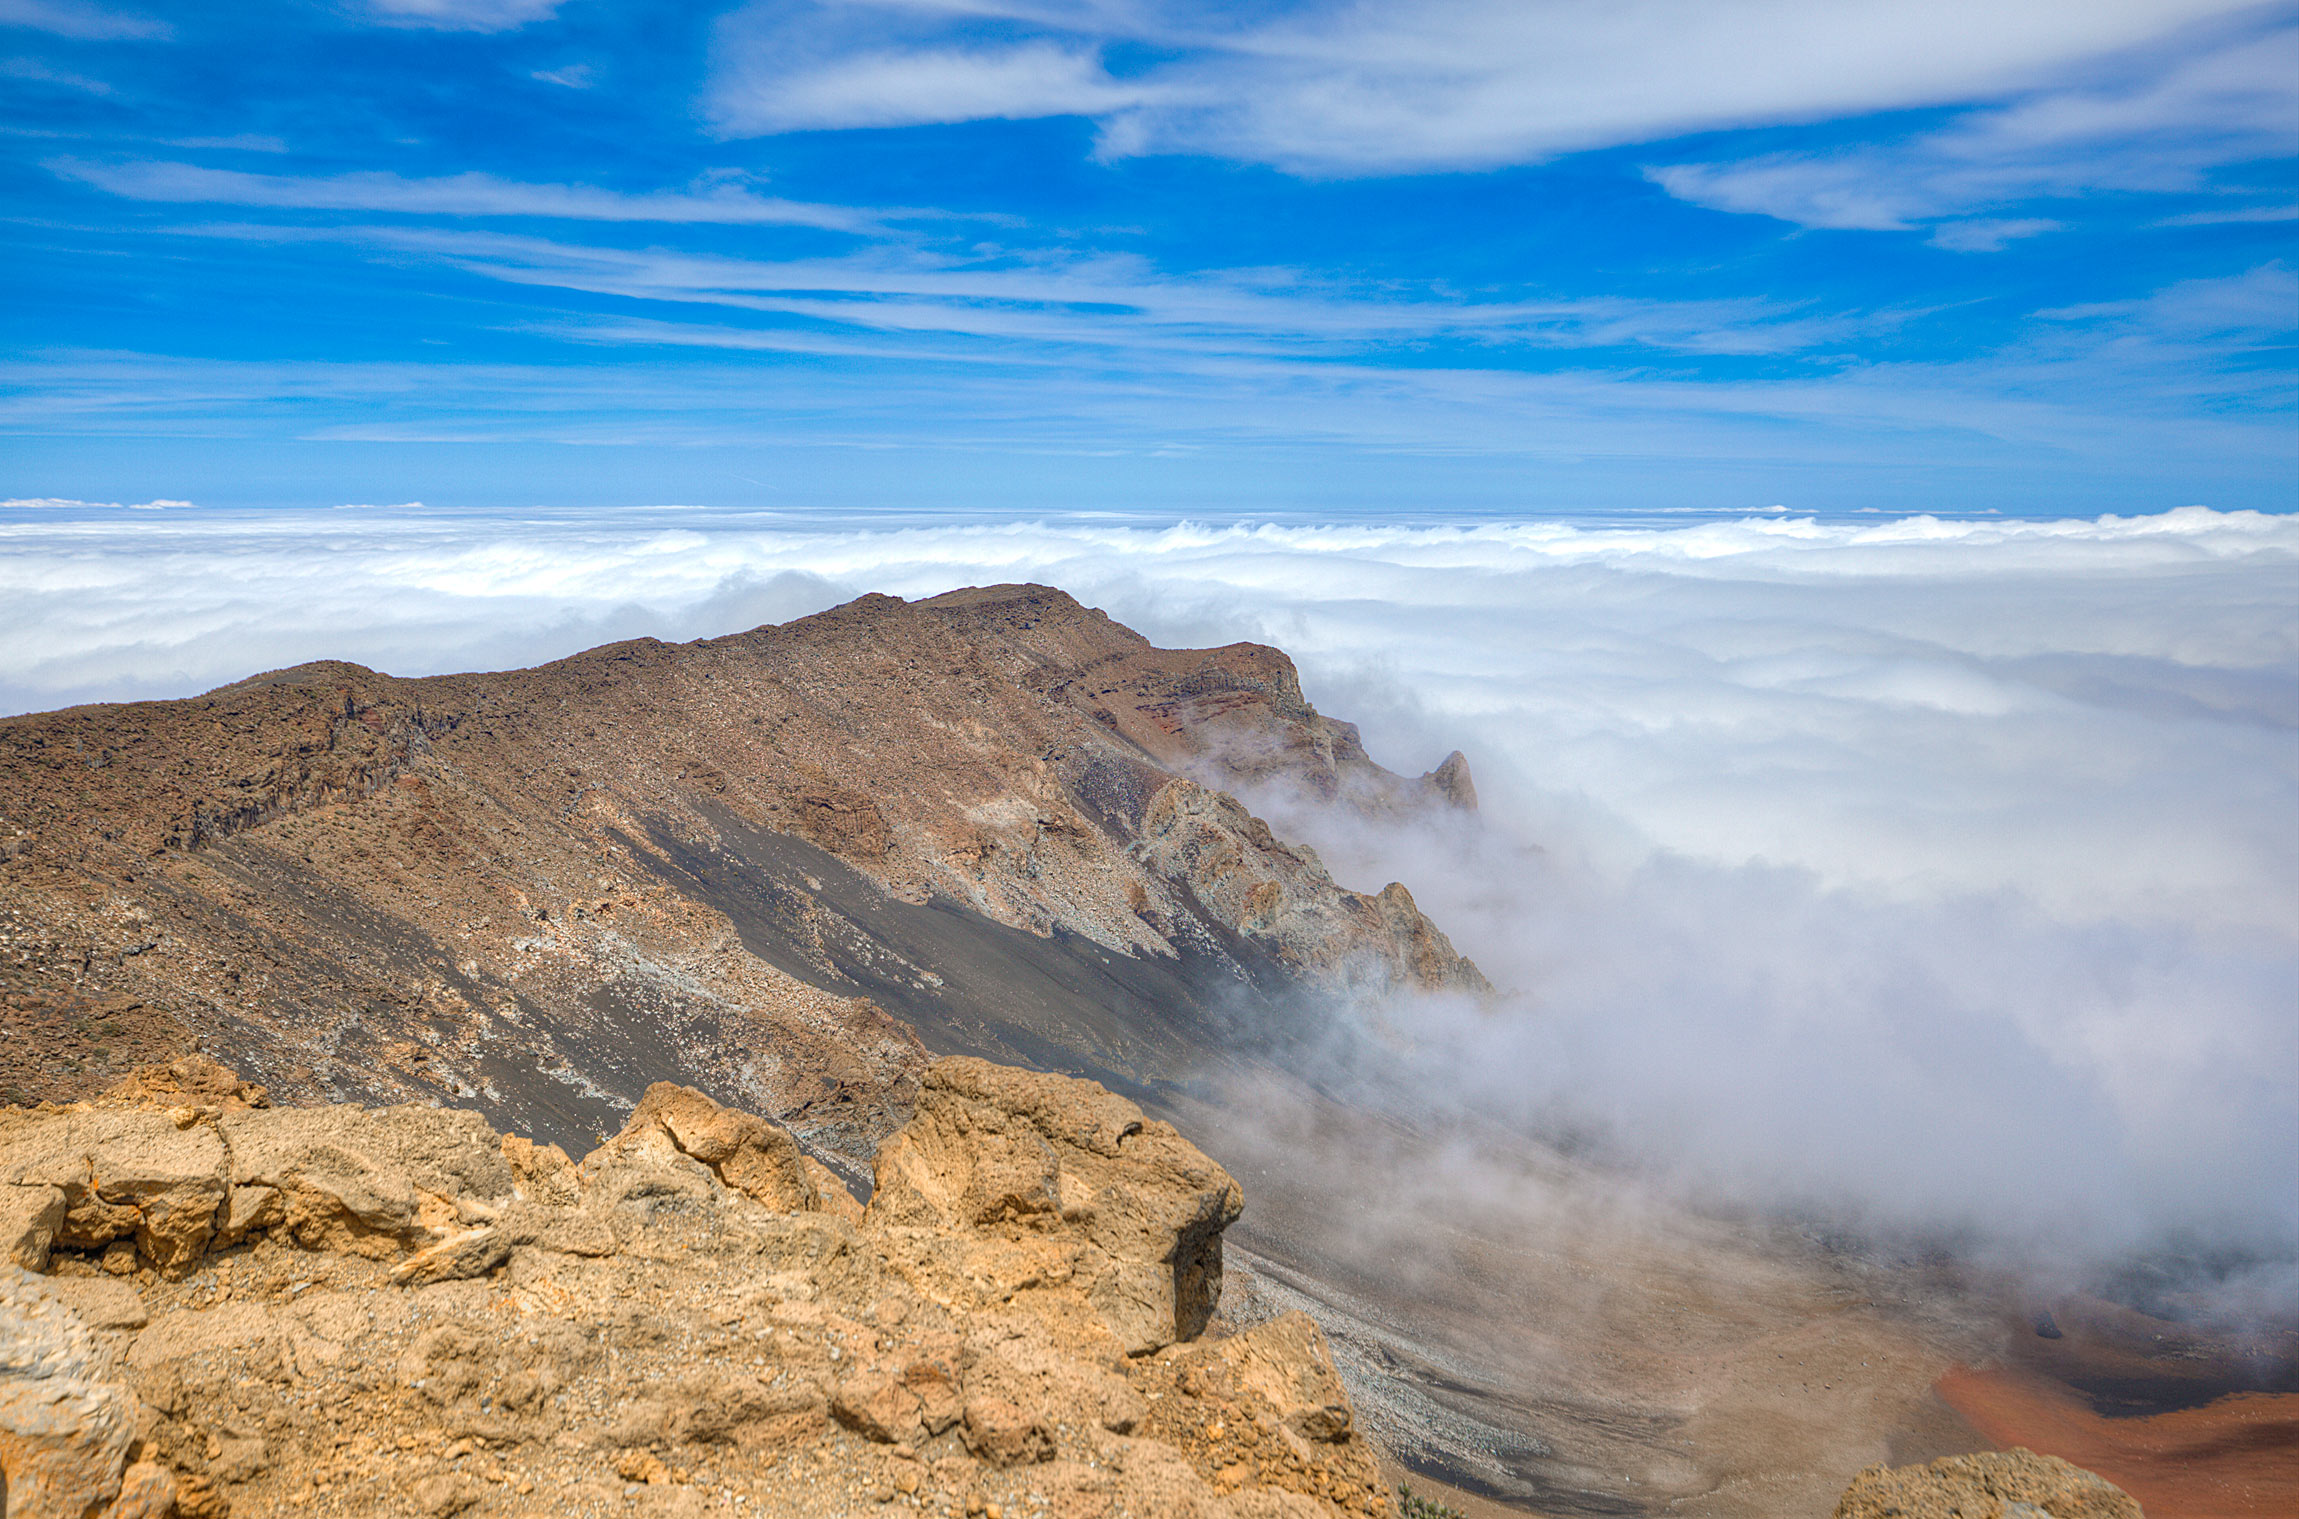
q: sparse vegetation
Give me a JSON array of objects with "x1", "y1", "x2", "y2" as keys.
[{"x1": 1398, "y1": 1483, "x2": 1467, "y2": 1518}]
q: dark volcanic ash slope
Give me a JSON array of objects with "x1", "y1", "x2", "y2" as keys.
[{"x1": 0, "y1": 585, "x2": 1481, "y2": 1169}]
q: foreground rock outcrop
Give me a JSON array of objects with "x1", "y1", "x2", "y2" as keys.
[
  {"x1": 1834, "y1": 1447, "x2": 2145, "y2": 1519},
  {"x1": 1, "y1": 1057, "x2": 1386, "y2": 1519}
]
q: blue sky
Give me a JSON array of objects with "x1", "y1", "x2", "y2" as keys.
[{"x1": 3, "y1": 0, "x2": 2294, "y2": 515}]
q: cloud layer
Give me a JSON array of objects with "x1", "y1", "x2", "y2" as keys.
[{"x1": 2, "y1": 504, "x2": 2291, "y2": 1286}]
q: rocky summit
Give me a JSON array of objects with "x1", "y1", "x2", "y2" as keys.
[{"x1": 4, "y1": 1055, "x2": 1385, "y2": 1519}]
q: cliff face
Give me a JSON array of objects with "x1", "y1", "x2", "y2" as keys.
[
  {"x1": 0, "y1": 586, "x2": 1482, "y2": 1163},
  {"x1": 2, "y1": 1056, "x2": 1387, "y2": 1519}
]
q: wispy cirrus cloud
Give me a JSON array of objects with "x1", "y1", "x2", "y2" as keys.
[
  {"x1": 2037, "y1": 260, "x2": 2297, "y2": 341},
  {"x1": 212, "y1": 221, "x2": 1867, "y2": 360},
  {"x1": 709, "y1": 0, "x2": 2264, "y2": 173},
  {"x1": 3, "y1": 54, "x2": 111, "y2": 93},
  {"x1": 164, "y1": 134, "x2": 290, "y2": 154},
  {"x1": 728, "y1": 37, "x2": 1161, "y2": 132},
  {"x1": 0, "y1": 495, "x2": 191, "y2": 508},
  {"x1": 531, "y1": 63, "x2": 595, "y2": 90},
  {"x1": 362, "y1": 0, "x2": 564, "y2": 32},
  {"x1": 1925, "y1": 218, "x2": 2064, "y2": 252},
  {"x1": 48, "y1": 159, "x2": 886, "y2": 232},
  {"x1": 0, "y1": 0, "x2": 165, "y2": 40},
  {"x1": 1646, "y1": 22, "x2": 2298, "y2": 244},
  {"x1": 2159, "y1": 202, "x2": 2299, "y2": 225},
  {"x1": 6, "y1": 252, "x2": 2287, "y2": 475}
]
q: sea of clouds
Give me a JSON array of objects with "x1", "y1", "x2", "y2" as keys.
[{"x1": 4, "y1": 502, "x2": 2293, "y2": 1303}]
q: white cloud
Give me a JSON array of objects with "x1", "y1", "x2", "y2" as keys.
[
  {"x1": 1926, "y1": 217, "x2": 2061, "y2": 252},
  {"x1": 1648, "y1": 24, "x2": 2298, "y2": 236},
  {"x1": 2038, "y1": 262, "x2": 2298, "y2": 339},
  {"x1": 165, "y1": 134, "x2": 290, "y2": 154},
  {"x1": 49, "y1": 160, "x2": 888, "y2": 232},
  {"x1": 0, "y1": 506, "x2": 2290, "y2": 1276},
  {"x1": 725, "y1": 40, "x2": 1158, "y2": 133},
  {"x1": 363, "y1": 0, "x2": 562, "y2": 32},
  {"x1": 531, "y1": 63, "x2": 594, "y2": 90},
  {"x1": 709, "y1": 0, "x2": 2262, "y2": 173},
  {"x1": 2159, "y1": 201, "x2": 2299, "y2": 225},
  {"x1": 0, "y1": 0, "x2": 164, "y2": 39}
]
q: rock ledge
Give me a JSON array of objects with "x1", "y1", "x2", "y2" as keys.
[{"x1": 2, "y1": 1057, "x2": 1382, "y2": 1519}]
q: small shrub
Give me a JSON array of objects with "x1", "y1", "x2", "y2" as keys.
[{"x1": 1398, "y1": 1484, "x2": 1467, "y2": 1519}]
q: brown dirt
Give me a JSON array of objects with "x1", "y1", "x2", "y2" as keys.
[{"x1": 1935, "y1": 1366, "x2": 2299, "y2": 1518}]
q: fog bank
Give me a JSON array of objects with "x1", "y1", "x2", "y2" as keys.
[{"x1": 4, "y1": 502, "x2": 2291, "y2": 1299}]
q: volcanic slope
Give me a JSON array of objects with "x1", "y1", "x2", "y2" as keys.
[{"x1": 0, "y1": 585, "x2": 1482, "y2": 1171}]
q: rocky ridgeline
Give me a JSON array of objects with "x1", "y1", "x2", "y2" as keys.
[
  {"x1": 2, "y1": 1057, "x2": 1385, "y2": 1519},
  {"x1": 1833, "y1": 1448, "x2": 2143, "y2": 1519},
  {"x1": 0, "y1": 585, "x2": 1486, "y2": 1168}
]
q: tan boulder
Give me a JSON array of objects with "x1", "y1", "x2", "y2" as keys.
[
  {"x1": 501, "y1": 1132, "x2": 581, "y2": 1205},
  {"x1": 868, "y1": 1058, "x2": 1243, "y2": 1354},
  {"x1": 588, "y1": 1082, "x2": 825, "y2": 1213},
  {"x1": 2, "y1": 1182, "x2": 66, "y2": 1271},
  {"x1": 1834, "y1": 1447, "x2": 2145, "y2": 1519},
  {"x1": 831, "y1": 1365, "x2": 927, "y2": 1444},
  {"x1": 960, "y1": 1395, "x2": 1054, "y2": 1467},
  {"x1": 218, "y1": 1103, "x2": 515, "y2": 1256},
  {"x1": 0, "y1": 1267, "x2": 166, "y2": 1519},
  {"x1": 103, "y1": 1461, "x2": 179, "y2": 1519}
]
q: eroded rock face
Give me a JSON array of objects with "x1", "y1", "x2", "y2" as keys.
[
  {"x1": 0, "y1": 1268, "x2": 176, "y2": 1519},
  {"x1": 1834, "y1": 1447, "x2": 2145, "y2": 1519},
  {"x1": 0, "y1": 1082, "x2": 518, "y2": 1277},
  {"x1": 0, "y1": 1061, "x2": 1385, "y2": 1519},
  {"x1": 868, "y1": 1056, "x2": 1245, "y2": 1355}
]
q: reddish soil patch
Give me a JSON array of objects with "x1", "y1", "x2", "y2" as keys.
[{"x1": 1935, "y1": 1365, "x2": 2299, "y2": 1518}]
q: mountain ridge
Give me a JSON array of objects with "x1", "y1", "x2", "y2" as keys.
[{"x1": 0, "y1": 585, "x2": 1482, "y2": 1170}]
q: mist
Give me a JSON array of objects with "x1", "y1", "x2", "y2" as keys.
[{"x1": 3, "y1": 502, "x2": 2292, "y2": 1309}]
